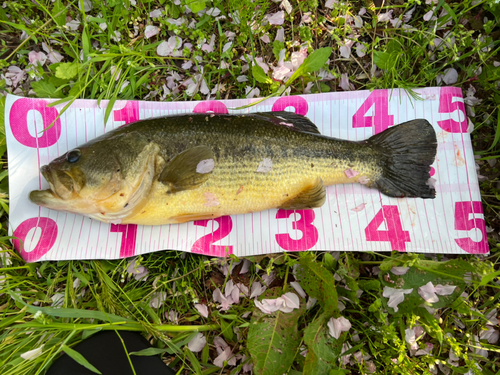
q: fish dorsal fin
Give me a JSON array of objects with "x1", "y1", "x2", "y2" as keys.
[
  {"x1": 159, "y1": 146, "x2": 215, "y2": 193},
  {"x1": 250, "y1": 111, "x2": 321, "y2": 134},
  {"x1": 279, "y1": 177, "x2": 326, "y2": 210}
]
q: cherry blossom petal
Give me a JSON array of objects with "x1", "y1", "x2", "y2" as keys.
[
  {"x1": 391, "y1": 267, "x2": 409, "y2": 275},
  {"x1": 275, "y1": 27, "x2": 285, "y2": 42},
  {"x1": 150, "y1": 292, "x2": 167, "y2": 308},
  {"x1": 194, "y1": 303, "x2": 209, "y2": 318},
  {"x1": 306, "y1": 297, "x2": 317, "y2": 309},
  {"x1": 21, "y1": 345, "x2": 44, "y2": 360},
  {"x1": 150, "y1": 9, "x2": 163, "y2": 18},
  {"x1": 250, "y1": 281, "x2": 266, "y2": 298},
  {"x1": 327, "y1": 316, "x2": 351, "y2": 339},
  {"x1": 418, "y1": 281, "x2": 439, "y2": 303},
  {"x1": 325, "y1": 0, "x2": 336, "y2": 9},
  {"x1": 188, "y1": 333, "x2": 206, "y2": 352},
  {"x1": 281, "y1": 292, "x2": 300, "y2": 311},
  {"x1": 255, "y1": 299, "x2": 279, "y2": 314},
  {"x1": 339, "y1": 74, "x2": 352, "y2": 91},
  {"x1": 344, "y1": 168, "x2": 359, "y2": 178},
  {"x1": 29, "y1": 51, "x2": 47, "y2": 66},
  {"x1": 144, "y1": 25, "x2": 159, "y2": 39},
  {"x1": 378, "y1": 10, "x2": 393, "y2": 22},
  {"x1": 196, "y1": 159, "x2": 215, "y2": 174},
  {"x1": 281, "y1": 0, "x2": 292, "y2": 14},
  {"x1": 351, "y1": 203, "x2": 366, "y2": 212},
  {"x1": 290, "y1": 281, "x2": 307, "y2": 298},
  {"x1": 434, "y1": 284, "x2": 456, "y2": 296},
  {"x1": 214, "y1": 346, "x2": 233, "y2": 367},
  {"x1": 383, "y1": 286, "x2": 413, "y2": 312},
  {"x1": 442, "y1": 68, "x2": 458, "y2": 85},
  {"x1": 267, "y1": 11, "x2": 285, "y2": 25}
]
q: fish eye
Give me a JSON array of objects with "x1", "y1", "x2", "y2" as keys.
[{"x1": 66, "y1": 149, "x2": 81, "y2": 163}]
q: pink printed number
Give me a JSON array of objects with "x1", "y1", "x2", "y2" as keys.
[
  {"x1": 438, "y1": 87, "x2": 467, "y2": 133},
  {"x1": 352, "y1": 90, "x2": 394, "y2": 135},
  {"x1": 193, "y1": 101, "x2": 229, "y2": 114},
  {"x1": 271, "y1": 96, "x2": 309, "y2": 116},
  {"x1": 110, "y1": 224, "x2": 138, "y2": 258},
  {"x1": 275, "y1": 209, "x2": 319, "y2": 251},
  {"x1": 10, "y1": 98, "x2": 62, "y2": 148},
  {"x1": 191, "y1": 216, "x2": 233, "y2": 256},
  {"x1": 13, "y1": 218, "x2": 58, "y2": 262},
  {"x1": 365, "y1": 205, "x2": 410, "y2": 251},
  {"x1": 454, "y1": 201, "x2": 488, "y2": 254},
  {"x1": 114, "y1": 101, "x2": 139, "y2": 125}
]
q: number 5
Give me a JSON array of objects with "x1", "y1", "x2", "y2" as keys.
[
  {"x1": 454, "y1": 201, "x2": 489, "y2": 254},
  {"x1": 437, "y1": 87, "x2": 467, "y2": 133}
]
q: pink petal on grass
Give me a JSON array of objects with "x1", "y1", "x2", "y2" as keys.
[
  {"x1": 434, "y1": 284, "x2": 456, "y2": 295},
  {"x1": 327, "y1": 316, "x2": 351, "y2": 339},
  {"x1": 188, "y1": 333, "x2": 206, "y2": 352},
  {"x1": 378, "y1": 10, "x2": 393, "y2": 22},
  {"x1": 194, "y1": 303, "x2": 209, "y2": 318},
  {"x1": 272, "y1": 65, "x2": 291, "y2": 81},
  {"x1": 21, "y1": 346, "x2": 44, "y2": 361},
  {"x1": 339, "y1": 73, "x2": 352, "y2": 91},
  {"x1": 267, "y1": 10, "x2": 285, "y2": 25},
  {"x1": 144, "y1": 25, "x2": 159, "y2": 39},
  {"x1": 150, "y1": 9, "x2": 162, "y2": 18},
  {"x1": 391, "y1": 267, "x2": 409, "y2": 275},
  {"x1": 442, "y1": 68, "x2": 458, "y2": 84},
  {"x1": 281, "y1": 292, "x2": 300, "y2": 311},
  {"x1": 275, "y1": 27, "x2": 285, "y2": 42},
  {"x1": 325, "y1": 0, "x2": 337, "y2": 9},
  {"x1": 28, "y1": 51, "x2": 47, "y2": 66},
  {"x1": 290, "y1": 281, "x2": 307, "y2": 298},
  {"x1": 260, "y1": 34, "x2": 271, "y2": 43},
  {"x1": 383, "y1": 286, "x2": 413, "y2": 312},
  {"x1": 418, "y1": 281, "x2": 439, "y2": 303},
  {"x1": 250, "y1": 281, "x2": 266, "y2": 298},
  {"x1": 344, "y1": 168, "x2": 359, "y2": 178}
]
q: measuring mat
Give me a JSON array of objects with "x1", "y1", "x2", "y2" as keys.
[{"x1": 4, "y1": 88, "x2": 489, "y2": 262}]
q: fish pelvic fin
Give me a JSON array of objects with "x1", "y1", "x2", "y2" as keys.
[
  {"x1": 368, "y1": 119, "x2": 437, "y2": 199},
  {"x1": 159, "y1": 146, "x2": 214, "y2": 194},
  {"x1": 279, "y1": 177, "x2": 326, "y2": 210}
]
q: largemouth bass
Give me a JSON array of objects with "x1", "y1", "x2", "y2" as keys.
[{"x1": 29, "y1": 112, "x2": 437, "y2": 225}]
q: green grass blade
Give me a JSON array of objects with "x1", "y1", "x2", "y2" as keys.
[{"x1": 61, "y1": 345, "x2": 102, "y2": 374}]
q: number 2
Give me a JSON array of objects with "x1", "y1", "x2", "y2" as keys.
[{"x1": 191, "y1": 216, "x2": 233, "y2": 256}]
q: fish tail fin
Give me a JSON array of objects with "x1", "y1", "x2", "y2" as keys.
[{"x1": 368, "y1": 119, "x2": 437, "y2": 198}]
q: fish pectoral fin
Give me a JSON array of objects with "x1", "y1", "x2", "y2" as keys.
[
  {"x1": 159, "y1": 146, "x2": 215, "y2": 193},
  {"x1": 254, "y1": 111, "x2": 321, "y2": 134},
  {"x1": 170, "y1": 212, "x2": 220, "y2": 224},
  {"x1": 279, "y1": 178, "x2": 326, "y2": 210}
]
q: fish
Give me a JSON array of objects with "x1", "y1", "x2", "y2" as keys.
[{"x1": 29, "y1": 111, "x2": 437, "y2": 226}]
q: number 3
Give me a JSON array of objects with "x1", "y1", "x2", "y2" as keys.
[{"x1": 275, "y1": 209, "x2": 319, "y2": 251}]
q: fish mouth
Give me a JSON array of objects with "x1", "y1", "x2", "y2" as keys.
[
  {"x1": 38, "y1": 165, "x2": 75, "y2": 201},
  {"x1": 29, "y1": 189, "x2": 60, "y2": 207}
]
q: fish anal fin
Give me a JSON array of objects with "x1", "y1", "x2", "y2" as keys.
[
  {"x1": 279, "y1": 178, "x2": 326, "y2": 210},
  {"x1": 171, "y1": 212, "x2": 220, "y2": 224},
  {"x1": 159, "y1": 146, "x2": 214, "y2": 194}
]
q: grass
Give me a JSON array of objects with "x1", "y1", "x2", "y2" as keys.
[{"x1": 1, "y1": 0, "x2": 500, "y2": 374}]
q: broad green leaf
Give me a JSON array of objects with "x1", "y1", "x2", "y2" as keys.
[
  {"x1": 272, "y1": 40, "x2": 284, "y2": 61},
  {"x1": 373, "y1": 51, "x2": 394, "y2": 70},
  {"x1": 252, "y1": 64, "x2": 272, "y2": 84},
  {"x1": 302, "y1": 47, "x2": 332, "y2": 73},
  {"x1": 379, "y1": 258, "x2": 473, "y2": 314},
  {"x1": 296, "y1": 253, "x2": 338, "y2": 315},
  {"x1": 53, "y1": 0, "x2": 67, "y2": 26},
  {"x1": 61, "y1": 345, "x2": 102, "y2": 374},
  {"x1": 185, "y1": 0, "x2": 206, "y2": 13},
  {"x1": 303, "y1": 313, "x2": 344, "y2": 374},
  {"x1": 55, "y1": 62, "x2": 79, "y2": 80},
  {"x1": 247, "y1": 288, "x2": 305, "y2": 375},
  {"x1": 417, "y1": 307, "x2": 443, "y2": 345},
  {"x1": 31, "y1": 81, "x2": 65, "y2": 99}
]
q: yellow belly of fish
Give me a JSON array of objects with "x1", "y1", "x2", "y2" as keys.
[{"x1": 121, "y1": 157, "x2": 376, "y2": 226}]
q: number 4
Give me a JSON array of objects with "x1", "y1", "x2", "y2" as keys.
[
  {"x1": 352, "y1": 90, "x2": 394, "y2": 135},
  {"x1": 365, "y1": 205, "x2": 410, "y2": 251}
]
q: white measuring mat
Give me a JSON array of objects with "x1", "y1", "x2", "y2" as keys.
[{"x1": 4, "y1": 88, "x2": 489, "y2": 262}]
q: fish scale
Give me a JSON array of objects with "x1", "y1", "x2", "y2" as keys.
[{"x1": 29, "y1": 112, "x2": 437, "y2": 226}]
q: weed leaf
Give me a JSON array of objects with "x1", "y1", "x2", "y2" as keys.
[
  {"x1": 252, "y1": 64, "x2": 272, "y2": 84},
  {"x1": 55, "y1": 62, "x2": 79, "y2": 80},
  {"x1": 61, "y1": 345, "x2": 102, "y2": 374},
  {"x1": 302, "y1": 47, "x2": 332, "y2": 73},
  {"x1": 247, "y1": 288, "x2": 305, "y2": 375}
]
